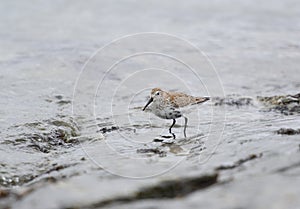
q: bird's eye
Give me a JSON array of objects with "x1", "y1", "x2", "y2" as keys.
[{"x1": 156, "y1": 92, "x2": 160, "y2": 96}]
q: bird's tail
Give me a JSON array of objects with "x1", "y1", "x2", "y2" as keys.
[{"x1": 195, "y1": 97, "x2": 210, "y2": 104}]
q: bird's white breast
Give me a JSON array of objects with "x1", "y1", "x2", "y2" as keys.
[{"x1": 149, "y1": 102, "x2": 182, "y2": 119}]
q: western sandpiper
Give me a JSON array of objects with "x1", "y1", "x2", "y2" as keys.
[{"x1": 143, "y1": 88, "x2": 209, "y2": 139}]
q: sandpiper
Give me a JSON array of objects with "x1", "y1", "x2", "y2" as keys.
[{"x1": 142, "y1": 88, "x2": 209, "y2": 139}]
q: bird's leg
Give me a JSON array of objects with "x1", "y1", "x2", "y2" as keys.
[
  {"x1": 183, "y1": 116, "x2": 188, "y2": 138},
  {"x1": 169, "y1": 119, "x2": 176, "y2": 139}
]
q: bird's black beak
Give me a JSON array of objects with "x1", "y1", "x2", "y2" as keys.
[{"x1": 142, "y1": 97, "x2": 153, "y2": 111}]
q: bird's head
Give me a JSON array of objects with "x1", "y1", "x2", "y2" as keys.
[{"x1": 142, "y1": 88, "x2": 164, "y2": 111}]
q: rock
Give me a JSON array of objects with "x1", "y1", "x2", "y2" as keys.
[
  {"x1": 276, "y1": 128, "x2": 300, "y2": 135},
  {"x1": 213, "y1": 95, "x2": 253, "y2": 107},
  {"x1": 257, "y1": 93, "x2": 300, "y2": 115}
]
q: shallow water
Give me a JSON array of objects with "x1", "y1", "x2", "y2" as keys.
[{"x1": 1, "y1": 0, "x2": 300, "y2": 208}]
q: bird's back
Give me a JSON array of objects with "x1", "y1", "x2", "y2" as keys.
[{"x1": 167, "y1": 92, "x2": 209, "y2": 108}]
